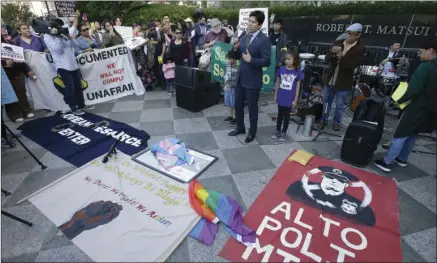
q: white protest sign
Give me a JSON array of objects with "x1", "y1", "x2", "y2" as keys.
[
  {"x1": 1, "y1": 43, "x2": 25, "y2": 62},
  {"x1": 77, "y1": 45, "x2": 144, "y2": 104},
  {"x1": 237, "y1": 8, "x2": 269, "y2": 37},
  {"x1": 114, "y1": 26, "x2": 134, "y2": 41},
  {"x1": 28, "y1": 153, "x2": 200, "y2": 262},
  {"x1": 25, "y1": 44, "x2": 145, "y2": 111}
]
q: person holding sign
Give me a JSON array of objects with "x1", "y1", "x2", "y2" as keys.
[
  {"x1": 228, "y1": 10, "x2": 271, "y2": 143},
  {"x1": 102, "y1": 20, "x2": 124, "y2": 48}
]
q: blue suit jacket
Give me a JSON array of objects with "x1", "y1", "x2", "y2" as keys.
[{"x1": 237, "y1": 32, "x2": 271, "y2": 90}]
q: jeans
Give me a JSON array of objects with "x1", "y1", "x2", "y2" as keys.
[
  {"x1": 166, "y1": 78, "x2": 175, "y2": 93},
  {"x1": 384, "y1": 136, "x2": 417, "y2": 164},
  {"x1": 322, "y1": 86, "x2": 350, "y2": 124},
  {"x1": 277, "y1": 105, "x2": 291, "y2": 133},
  {"x1": 57, "y1": 69, "x2": 85, "y2": 111}
]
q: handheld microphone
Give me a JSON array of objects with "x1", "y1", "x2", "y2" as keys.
[{"x1": 102, "y1": 139, "x2": 119, "y2": 163}]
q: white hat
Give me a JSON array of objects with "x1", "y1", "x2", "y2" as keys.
[{"x1": 346, "y1": 23, "x2": 363, "y2": 32}]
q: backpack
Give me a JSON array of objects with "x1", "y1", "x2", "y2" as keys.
[{"x1": 427, "y1": 60, "x2": 437, "y2": 115}]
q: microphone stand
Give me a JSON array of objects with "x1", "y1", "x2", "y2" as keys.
[
  {"x1": 312, "y1": 86, "x2": 343, "y2": 141},
  {"x1": 3, "y1": 124, "x2": 47, "y2": 170},
  {"x1": 1, "y1": 189, "x2": 33, "y2": 226}
]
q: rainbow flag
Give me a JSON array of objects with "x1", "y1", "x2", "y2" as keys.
[{"x1": 188, "y1": 180, "x2": 256, "y2": 246}]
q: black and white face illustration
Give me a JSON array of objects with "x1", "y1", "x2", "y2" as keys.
[
  {"x1": 286, "y1": 166, "x2": 376, "y2": 226},
  {"x1": 341, "y1": 199, "x2": 359, "y2": 215},
  {"x1": 320, "y1": 173, "x2": 349, "y2": 196}
]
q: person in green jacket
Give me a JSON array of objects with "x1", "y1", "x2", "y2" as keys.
[{"x1": 374, "y1": 38, "x2": 437, "y2": 173}]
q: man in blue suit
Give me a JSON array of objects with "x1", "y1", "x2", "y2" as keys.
[{"x1": 228, "y1": 10, "x2": 271, "y2": 143}]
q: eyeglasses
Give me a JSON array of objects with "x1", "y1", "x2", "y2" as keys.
[
  {"x1": 175, "y1": 32, "x2": 182, "y2": 34},
  {"x1": 81, "y1": 28, "x2": 90, "y2": 32}
]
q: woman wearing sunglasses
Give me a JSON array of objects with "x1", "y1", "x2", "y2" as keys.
[
  {"x1": 76, "y1": 22, "x2": 100, "y2": 53},
  {"x1": 169, "y1": 29, "x2": 191, "y2": 66}
]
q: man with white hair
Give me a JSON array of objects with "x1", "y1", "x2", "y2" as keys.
[
  {"x1": 319, "y1": 23, "x2": 366, "y2": 131},
  {"x1": 203, "y1": 18, "x2": 232, "y2": 49}
]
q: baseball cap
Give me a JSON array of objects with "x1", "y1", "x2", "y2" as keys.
[
  {"x1": 419, "y1": 37, "x2": 437, "y2": 50},
  {"x1": 318, "y1": 166, "x2": 358, "y2": 183}
]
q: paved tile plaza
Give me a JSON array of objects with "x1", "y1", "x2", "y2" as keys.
[{"x1": 1, "y1": 90, "x2": 436, "y2": 262}]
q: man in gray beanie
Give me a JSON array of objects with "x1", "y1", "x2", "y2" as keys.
[{"x1": 319, "y1": 23, "x2": 365, "y2": 131}]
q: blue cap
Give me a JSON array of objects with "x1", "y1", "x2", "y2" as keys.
[{"x1": 346, "y1": 23, "x2": 363, "y2": 33}]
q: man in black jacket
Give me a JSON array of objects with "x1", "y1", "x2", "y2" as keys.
[
  {"x1": 379, "y1": 40, "x2": 404, "y2": 70},
  {"x1": 269, "y1": 18, "x2": 288, "y2": 71}
]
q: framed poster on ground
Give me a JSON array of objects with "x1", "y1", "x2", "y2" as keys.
[{"x1": 132, "y1": 148, "x2": 217, "y2": 183}]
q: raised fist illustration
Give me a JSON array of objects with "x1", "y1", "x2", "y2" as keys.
[{"x1": 59, "y1": 201, "x2": 123, "y2": 239}]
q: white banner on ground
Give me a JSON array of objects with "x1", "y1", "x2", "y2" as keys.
[
  {"x1": 114, "y1": 26, "x2": 134, "y2": 41},
  {"x1": 1, "y1": 43, "x2": 25, "y2": 62},
  {"x1": 237, "y1": 8, "x2": 269, "y2": 37},
  {"x1": 28, "y1": 153, "x2": 200, "y2": 262},
  {"x1": 25, "y1": 44, "x2": 145, "y2": 111}
]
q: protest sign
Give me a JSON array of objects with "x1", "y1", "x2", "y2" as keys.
[
  {"x1": 28, "y1": 152, "x2": 200, "y2": 262},
  {"x1": 77, "y1": 45, "x2": 144, "y2": 104},
  {"x1": 25, "y1": 45, "x2": 145, "y2": 111},
  {"x1": 1, "y1": 43, "x2": 25, "y2": 62},
  {"x1": 210, "y1": 42, "x2": 276, "y2": 93},
  {"x1": 114, "y1": 26, "x2": 134, "y2": 41},
  {"x1": 54, "y1": 1, "x2": 77, "y2": 17},
  {"x1": 237, "y1": 8, "x2": 269, "y2": 37},
  {"x1": 220, "y1": 152, "x2": 402, "y2": 262},
  {"x1": 18, "y1": 112, "x2": 150, "y2": 167}
]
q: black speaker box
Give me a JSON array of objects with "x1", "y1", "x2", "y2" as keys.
[
  {"x1": 341, "y1": 120, "x2": 383, "y2": 167},
  {"x1": 175, "y1": 67, "x2": 220, "y2": 112}
]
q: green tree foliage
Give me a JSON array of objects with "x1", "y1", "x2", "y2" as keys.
[
  {"x1": 75, "y1": 1, "x2": 146, "y2": 22},
  {"x1": 76, "y1": 1, "x2": 437, "y2": 25},
  {"x1": 1, "y1": 3, "x2": 33, "y2": 28}
]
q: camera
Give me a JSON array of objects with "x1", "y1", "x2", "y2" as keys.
[{"x1": 31, "y1": 17, "x2": 69, "y2": 36}]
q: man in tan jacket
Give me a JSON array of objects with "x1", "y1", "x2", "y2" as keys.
[{"x1": 320, "y1": 23, "x2": 365, "y2": 131}]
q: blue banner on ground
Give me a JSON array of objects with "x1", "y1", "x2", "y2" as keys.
[{"x1": 18, "y1": 112, "x2": 150, "y2": 167}]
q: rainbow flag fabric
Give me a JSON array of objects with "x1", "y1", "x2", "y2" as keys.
[{"x1": 188, "y1": 180, "x2": 256, "y2": 246}]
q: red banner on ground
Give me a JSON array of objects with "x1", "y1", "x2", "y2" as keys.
[{"x1": 219, "y1": 152, "x2": 402, "y2": 262}]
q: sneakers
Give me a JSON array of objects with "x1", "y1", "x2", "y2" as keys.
[
  {"x1": 26, "y1": 113, "x2": 35, "y2": 118},
  {"x1": 83, "y1": 105, "x2": 95, "y2": 110},
  {"x1": 73, "y1": 109, "x2": 85, "y2": 116},
  {"x1": 15, "y1": 118, "x2": 24, "y2": 123},
  {"x1": 2, "y1": 138, "x2": 15, "y2": 148},
  {"x1": 395, "y1": 158, "x2": 407, "y2": 167},
  {"x1": 272, "y1": 131, "x2": 287, "y2": 142},
  {"x1": 229, "y1": 119, "x2": 236, "y2": 127},
  {"x1": 332, "y1": 123, "x2": 341, "y2": 131},
  {"x1": 381, "y1": 141, "x2": 391, "y2": 149},
  {"x1": 374, "y1": 159, "x2": 391, "y2": 172},
  {"x1": 224, "y1": 116, "x2": 233, "y2": 122},
  {"x1": 315, "y1": 122, "x2": 327, "y2": 129},
  {"x1": 271, "y1": 131, "x2": 281, "y2": 139}
]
